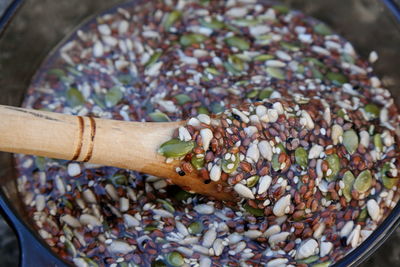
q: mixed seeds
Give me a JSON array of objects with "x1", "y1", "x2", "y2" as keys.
[{"x1": 15, "y1": 0, "x2": 400, "y2": 267}]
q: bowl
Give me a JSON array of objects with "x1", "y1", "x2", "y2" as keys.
[{"x1": 0, "y1": 0, "x2": 400, "y2": 266}]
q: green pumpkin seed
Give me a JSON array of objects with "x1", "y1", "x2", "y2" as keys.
[
  {"x1": 180, "y1": 33, "x2": 208, "y2": 46},
  {"x1": 67, "y1": 66, "x2": 82, "y2": 77},
  {"x1": 342, "y1": 171, "x2": 355, "y2": 202},
  {"x1": 191, "y1": 156, "x2": 205, "y2": 170},
  {"x1": 357, "y1": 207, "x2": 368, "y2": 222},
  {"x1": 337, "y1": 109, "x2": 347, "y2": 119},
  {"x1": 223, "y1": 61, "x2": 242, "y2": 75},
  {"x1": 381, "y1": 162, "x2": 399, "y2": 189},
  {"x1": 341, "y1": 53, "x2": 355, "y2": 64},
  {"x1": 280, "y1": 41, "x2": 300, "y2": 51},
  {"x1": 197, "y1": 106, "x2": 210, "y2": 115},
  {"x1": 83, "y1": 257, "x2": 99, "y2": 267},
  {"x1": 305, "y1": 57, "x2": 325, "y2": 67},
  {"x1": 243, "y1": 203, "x2": 264, "y2": 217},
  {"x1": 374, "y1": 133, "x2": 382, "y2": 152},
  {"x1": 253, "y1": 54, "x2": 274, "y2": 61},
  {"x1": 174, "y1": 94, "x2": 192, "y2": 105},
  {"x1": 326, "y1": 72, "x2": 348, "y2": 85},
  {"x1": 62, "y1": 225, "x2": 74, "y2": 239},
  {"x1": 266, "y1": 67, "x2": 285, "y2": 80},
  {"x1": 35, "y1": 156, "x2": 47, "y2": 171},
  {"x1": 273, "y1": 4, "x2": 290, "y2": 14},
  {"x1": 222, "y1": 153, "x2": 240, "y2": 174},
  {"x1": 326, "y1": 154, "x2": 340, "y2": 181},
  {"x1": 225, "y1": 36, "x2": 250, "y2": 51},
  {"x1": 188, "y1": 221, "x2": 204, "y2": 234},
  {"x1": 164, "y1": 10, "x2": 182, "y2": 30},
  {"x1": 152, "y1": 260, "x2": 167, "y2": 267},
  {"x1": 246, "y1": 90, "x2": 259, "y2": 99},
  {"x1": 200, "y1": 17, "x2": 225, "y2": 29},
  {"x1": 255, "y1": 34, "x2": 273, "y2": 45},
  {"x1": 145, "y1": 51, "x2": 162, "y2": 67},
  {"x1": 312, "y1": 262, "x2": 332, "y2": 267},
  {"x1": 298, "y1": 255, "x2": 319, "y2": 264},
  {"x1": 117, "y1": 73, "x2": 134, "y2": 85},
  {"x1": 158, "y1": 139, "x2": 195, "y2": 158},
  {"x1": 144, "y1": 225, "x2": 158, "y2": 231},
  {"x1": 295, "y1": 147, "x2": 308, "y2": 169},
  {"x1": 343, "y1": 129, "x2": 359, "y2": 154},
  {"x1": 354, "y1": 170, "x2": 372, "y2": 193},
  {"x1": 149, "y1": 112, "x2": 171, "y2": 122},
  {"x1": 259, "y1": 88, "x2": 273, "y2": 100},
  {"x1": 64, "y1": 239, "x2": 77, "y2": 257},
  {"x1": 311, "y1": 68, "x2": 324, "y2": 79},
  {"x1": 211, "y1": 102, "x2": 224, "y2": 114},
  {"x1": 174, "y1": 189, "x2": 193, "y2": 201},
  {"x1": 313, "y1": 23, "x2": 332, "y2": 35},
  {"x1": 105, "y1": 86, "x2": 123, "y2": 107},
  {"x1": 166, "y1": 251, "x2": 185, "y2": 267},
  {"x1": 205, "y1": 67, "x2": 221, "y2": 76},
  {"x1": 247, "y1": 175, "x2": 260, "y2": 188},
  {"x1": 157, "y1": 199, "x2": 175, "y2": 213},
  {"x1": 364, "y1": 104, "x2": 380, "y2": 119},
  {"x1": 271, "y1": 154, "x2": 281, "y2": 171},
  {"x1": 232, "y1": 18, "x2": 259, "y2": 27},
  {"x1": 109, "y1": 173, "x2": 128, "y2": 186},
  {"x1": 66, "y1": 88, "x2": 85, "y2": 107},
  {"x1": 92, "y1": 93, "x2": 106, "y2": 109},
  {"x1": 297, "y1": 64, "x2": 305, "y2": 74}
]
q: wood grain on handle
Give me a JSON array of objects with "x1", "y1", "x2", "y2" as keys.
[{"x1": 0, "y1": 105, "x2": 233, "y2": 200}]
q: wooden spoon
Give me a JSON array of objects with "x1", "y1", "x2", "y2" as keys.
[{"x1": 0, "y1": 105, "x2": 233, "y2": 200}]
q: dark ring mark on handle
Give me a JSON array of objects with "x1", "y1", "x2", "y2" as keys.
[
  {"x1": 71, "y1": 116, "x2": 84, "y2": 161},
  {"x1": 83, "y1": 117, "x2": 96, "y2": 162}
]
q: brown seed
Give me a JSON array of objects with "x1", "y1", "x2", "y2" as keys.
[
  {"x1": 240, "y1": 162, "x2": 252, "y2": 172},
  {"x1": 181, "y1": 162, "x2": 194, "y2": 173}
]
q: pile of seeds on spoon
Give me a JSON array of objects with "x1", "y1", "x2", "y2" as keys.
[{"x1": 15, "y1": 0, "x2": 400, "y2": 266}]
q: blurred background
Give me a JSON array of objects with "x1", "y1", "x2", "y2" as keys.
[{"x1": 0, "y1": 0, "x2": 399, "y2": 266}]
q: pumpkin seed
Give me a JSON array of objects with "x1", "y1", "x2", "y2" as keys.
[
  {"x1": 295, "y1": 147, "x2": 308, "y2": 168},
  {"x1": 381, "y1": 162, "x2": 399, "y2": 189},
  {"x1": 373, "y1": 133, "x2": 382, "y2": 152},
  {"x1": 149, "y1": 112, "x2": 171, "y2": 122},
  {"x1": 145, "y1": 51, "x2": 162, "y2": 67},
  {"x1": 164, "y1": 10, "x2": 182, "y2": 30},
  {"x1": 225, "y1": 36, "x2": 250, "y2": 51},
  {"x1": 313, "y1": 23, "x2": 332, "y2": 35},
  {"x1": 223, "y1": 61, "x2": 242, "y2": 75},
  {"x1": 271, "y1": 154, "x2": 281, "y2": 171},
  {"x1": 174, "y1": 94, "x2": 192, "y2": 105},
  {"x1": 222, "y1": 153, "x2": 240, "y2": 174},
  {"x1": 364, "y1": 104, "x2": 380, "y2": 119},
  {"x1": 232, "y1": 18, "x2": 259, "y2": 26},
  {"x1": 354, "y1": 170, "x2": 372, "y2": 193},
  {"x1": 305, "y1": 57, "x2": 325, "y2": 68},
  {"x1": 357, "y1": 208, "x2": 368, "y2": 222},
  {"x1": 247, "y1": 175, "x2": 260, "y2": 188},
  {"x1": 312, "y1": 262, "x2": 332, "y2": 267},
  {"x1": 337, "y1": 109, "x2": 346, "y2": 119},
  {"x1": 256, "y1": 34, "x2": 273, "y2": 45},
  {"x1": 191, "y1": 156, "x2": 205, "y2": 170},
  {"x1": 326, "y1": 154, "x2": 340, "y2": 181},
  {"x1": 343, "y1": 129, "x2": 359, "y2": 154},
  {"x1": 64, "y1": 239, "x2": 77, "y2": 257},
  {"x1": 105, "y1": 86, "x2": 123, "y2": 107},
  {"x1": 246, "y1": 90, "x2": 259, "y2": 99},
  {"x1": 157, "y1": 199, "x2": 175, "y2": 213},
  {"x1": 35, "y1": 156, "x2": 47, "y2": 171},
  {"x1": 197, "y1": 106, "x2": 210, "y2": 115},
  {"x1": 200, "y1": 17, "x2": 225, "y2": 29},
  {"x1": 180, "y1": 34, "x2": 208, "y2": 46},
  {"x1": 144, "y1": 225, "x2": 158, "y2": 231},
  {"x1": 258, "y1": 88, "x2": 273, "y2": 100},
  {"x1": 228, "y1": 55, "x2": 245, "y2": 71},
  {"x1": 118, "y1": 73, "x2": 134, "y2": 85},
  {"x1": 280, "y1": 41, "x2": 300, "y2": 51},
  {"x1": 243, "y1": 203, "x2": 264, "y2": 217},
  {"x1": 92, "y1": 93, "x2": 106, "y2": 109},
  {"x1": 298, "y1": 255, "x2": 319, "y2": 264},
  {"x1": 311, "y1": 68, "x2": 324, "y2": 79},
  {"x1": 66, "y1": 88, "x2": 85, "y2": 107},
  {"x1": 108, "y1": 173, "x2": 128, "y2": 186},
  {"x1": 266, "y1": 67, "x2": 285, "y2": 80},
  {"x1": 341, "y1": 53, "x2": 355, "y2": 64},
  {"x1": 273, "y1": 4, "x2": 290, "y2": 14},
  {"x1": 342, "y1": 171, "x2": 355, "y2": 202},
  {"x1": 253, "y1": 54, "x2": 274, "y2": 61},
  {"x1": 326, "y1": 72, "x2": 348, "y2": 85},
  {"x1": 83, "y1": 257, "x2": 99, "y2": 267},
  {"x1": 174, "y1": 189, "x2": 193, "y2": 201},
  {"x1": 205, "y1": 67, "x2": 221, "y2": 76},
  {"x1": 211, "y1": 102, "x2": 224, "y2": 114},
  {"x1": 188, "y1": 221, "x2": 204, "y2": 234},
  {"x1": 158, "y1": 139, "x2": 195, "y2": 158}
]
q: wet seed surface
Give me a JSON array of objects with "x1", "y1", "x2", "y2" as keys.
[{"x1": 16, "y1": 0, "x2": 400, "y2": 266}]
